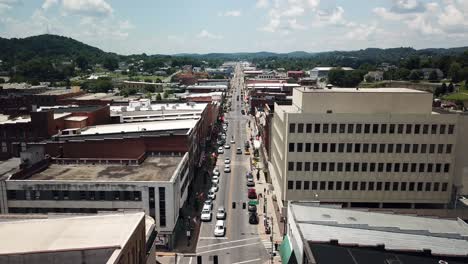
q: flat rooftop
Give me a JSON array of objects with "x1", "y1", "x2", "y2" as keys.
[
  {"x1": 38, "y1": 105, "x2": 105, "y2": 113},
  {"x1": 0, "y1": 158, "x2": 20, "y2": 180},
  {"x1": 297, "y1": 87, "x2": 427, "y2": 93},
  {"x1": 0, "y1": 113, "x2": 71, "y2": 124},
  {"x1": 77, "y1": 119, "x2": 197, "y2": 136},
  {"x1": 26, "y1": 156, "x2": 184, "y2": 182},
  {"x1": 0, "y1": 213, "x2": 144, "y2": 255},
  {"x1": 110, "y1": 103, "x2": 207, "y2": 114}
]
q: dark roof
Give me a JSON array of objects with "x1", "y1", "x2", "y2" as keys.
[
  {"x1": 50, "y1": 105, "x2": 105, "y2": 113},
  {"x1": 308, "y1": 243, "x2": 468, "y2": 264}
]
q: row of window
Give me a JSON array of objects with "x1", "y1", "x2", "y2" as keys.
[
  {"x1": 288, "y1": 142, "x2": 453, "y2": 154},
  {"x1": 7, "y1": 190, "x2": 143, "y2": 201},
  {"x1": 287, "y1": 180, "x2": 449, "y2": 192},
  {"x1": 289, "y1": 123, "x2": 455, "y2": 135},
  {"x1": 287, "y1": 161, "x2": 451, "y2": 173}
]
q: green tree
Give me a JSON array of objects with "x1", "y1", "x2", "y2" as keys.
[
  {"x1": 408, "y1": 70, "x2": 422, "y2": 82},
  {"x1": 103, "y1": 57, "x2": 119, "y2": 71},
  {"x1": 448, "y1": 62, "x2": 462, "y2": 83},
  {"x1": 396, "y1": 68, "x2": 411, "y2": 80},
  {"x1": 441, "y1": 82, "x2": 448, "y2": 94},
  {"x1": 75, "y1": 56, "x2": 89, "y2": 70},
  {"x1": 428, "y1": 70, "x2": 439, "y2": 82},
  {"x1": 144, "y1": 85, "x2": 156, "y2": 93},
  {"x1": 448, "y1": 82, "x2": 455, "y2": 93},
  {"x1": 0, "y1": 78, "x2": 5, "y2": 84},
  {"x1": 155, "y1": 78, "x2": 162, "y2": 83},
  {"x1": 156, "y1": 93, "x2": 162, "y2": 100},
  {"x1": 163, "y1": 91, "x2": 168, "y2": 98},
  {"x1": 403, "y1": 56, "x2": 420, "y2": 70},
  {"x1": 144, "y1": 78, "x2": 153, "y2": 83},
  {"x1": 434, "y1": 85, "x2": 442, "y2": 97}
]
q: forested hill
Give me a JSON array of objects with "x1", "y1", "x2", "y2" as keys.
[{"x1": 0, "y1": 34, "x2": 116, "y2": 65}]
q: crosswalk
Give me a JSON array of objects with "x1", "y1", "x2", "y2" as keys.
[{"x1": 262, "y1": 239, "x2": 274, "y2": 252}]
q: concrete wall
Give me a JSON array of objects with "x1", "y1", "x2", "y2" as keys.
[{"x1": 454, "y1": 114, "x2": 468, "y2": 196}]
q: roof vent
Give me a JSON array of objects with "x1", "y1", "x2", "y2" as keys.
[
  {"x1": 322, "y1": 214, "x2": 331, "y2": 218},
  {"x1": 347, "y1": 217, "x2": 357, "y2": 221}
]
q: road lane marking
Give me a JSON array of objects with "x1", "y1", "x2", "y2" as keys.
[
  {"x1": 197, "y1": 241, "x2": 261, "y2": 255},
  {"x1": 197, "y1": 237, "x2": 261, "y2": 249},
  {"x1": 232, "y1": 258, "x2": 262, "y2": 264}
]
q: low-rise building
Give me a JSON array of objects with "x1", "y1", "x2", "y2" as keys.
[
  {"x1": 309, "y1": 67, "x2": 353, "y2": 80},
  {"x1": 364, "y1": 71, "x2": 384, "y2": 82},
  {"x1": 283, "y1": 202, "x2": 468, "y2": 264},
  {"x1": 287, "y1": 71, "x2": 305, "y2": 79},
  {"x1": 0, "y1": 212, "x2": 156, "y2": 264},
  {"x1": 122, "y1": 81, "x2": 163, "y2": 92},
  {"x1": 186, "y1": 84, "x2": 227, "y2": 93}
]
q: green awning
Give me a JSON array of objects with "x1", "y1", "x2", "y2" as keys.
[{"x1": 279, "y1": 235, "x2": 294, "y2": 264}]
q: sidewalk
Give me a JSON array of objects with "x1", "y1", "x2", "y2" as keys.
[{"x1": 247, "y1": 117, "x2": 283, "y2": 263}]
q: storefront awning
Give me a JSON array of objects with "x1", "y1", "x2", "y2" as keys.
[{"x1": 280, "y1": 235, "x2": 294, "y2": 264}]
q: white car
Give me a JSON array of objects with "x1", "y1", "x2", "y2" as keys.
[
  {"x1": 210, "y1": 185, "x2": 218, "y2": 192},
  {"x1": 216, "y1": 207, "x2": 226, "y2": 220},
  {"x1": 201, "y1": 208, "x2": 212, "y2": 222},
  {"x1": 224, "y1": 144, "x2": 230, "y2": 149},
  {"x1": 214, "y1": 220, "x2": 226, "y2": 237},
  {"x1": 212, "y1": 168, "x2": 220, "y2": 176},
  {"x1": 204, "y1": 199, "x2": 213, "y2": 210},
  {"x1": 224, "y1": 164, "x2": 231, "y2": 173},
  {"x1": 211, "y1": 176, "x2": 219, "y2": 184},
  {"x1": 230, "y1": 139, "x2": 235, "y2": 144},
  {"x1": 224, "y1": 158, "x2": 231, "y2": 164},
  {"x1": 218, "y1": 147, "x2": 224, "y2": 154},
  {"x1": 208, "y1": 190, "x2": 216, "y2": 200},
  {"x1": 221, "y1": 134, "x2": 226, "y2": 140}
]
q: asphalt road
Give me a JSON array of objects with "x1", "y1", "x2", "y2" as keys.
[{"x1": 181, "y1": 65, "x2": 270, "y2": 264}]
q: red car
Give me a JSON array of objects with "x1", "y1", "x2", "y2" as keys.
[{"x1": 248, "y1": 188, "x2": 257, "y2": 199}]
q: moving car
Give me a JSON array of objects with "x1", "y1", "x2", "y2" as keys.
[
  {"x1": 236, "y1": 148, "x2": 242, "y2": 154},
  {"x1": 216, "y1": 207, "x2": 226, "y2": 220},
  {"x1": 230, "y1": 139, "x2": 235, "y2": 144},
  {"x1": 224, "y1": 158, "x2": 231, "y2": 164},
  {"x1": 213, "y1": 168, "x2": 220, "y2": 176},
  {"x1": 218, "y1": 147, "x2": 224, "y2": 154},
  {"x1": 204, "y1": 199, "x2": 213, "y2": 210},
  {"x1": 214, "y1": 220, "x2": 226, "y2": 237},
  {"x1": 241, "y1": 110, "x2": 245, "y2": 115},
  {"x1": 247, "y1": 180, "x2": 255, "y2": 187},
  {"x1": 212, "y1": 175, "x2": 219, "y2": 184},
  {"x1": 224, "y1": 144, "x2": 230, "y2": 149},
  {"x1": 249, "y1": 213, "x2": 259, "y2": 224},
  {"x1": 248, "y1": 204, "x2": 257, "y2": 213},
  {"x1": 201, "y1": 208, "x2": 212, "y2": 222},
  {"x1": 208, "y1": 190, "x2": 216, "y2": 200},
  {"x1": 248, "y1": 188, "x2": 257, "y2": 199},
  {"x1": 224, "y1": 164, "x2": 231, "y2": 173}
]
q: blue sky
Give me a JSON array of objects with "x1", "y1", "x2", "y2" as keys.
[{"x1": 0, "y1": 0, "x2": 467, "y2": 55}]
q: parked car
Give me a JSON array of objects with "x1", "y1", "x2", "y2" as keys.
[
  {"x1": 211, "y1": 184, "x2": 219, "y2": 192},
  {"x1": 216, "y1": 207, "x2": 226, "y2": 220},
  {"x1": 214, "y1": 220, "x2": 226, "y2": 237},
  {"x1": 249, "y1": 213, "x2": 259, "y2": 224},
  {"x1": 224, "y1": 164, "x2": 231, "y2": 173},
  {"x1": 213, "y1": 168, "x2": 220, "y2": 176},
  {"x1": 218, "y1": 147, "x2": 224, "y2": 154},
  {"x1": 212, "y1": 176, "x2": 219, "y2": 184},
  {"x1": 236, "y1": 148, "x2": 242, "y2": 154},
  {"x1": 201, "y1": 208, "x2": 212, "y2": 222},
  {"x1": 248, "y1": 204, "x2": 257, "y2": 213},
  {"x1": 248, "y1": 188, "x2": 257, "y2": 199},
  {"x1": 204, "y1": 199, "x2": 213, "y2": 210},
  {"x1": 208, "y1": 190, "x2": 216, "y2": 200},
  {"x1": 247, "y1": 181, "x2": 255, "y2": 187},
  {"x1": 224, "y1": 158, "x2": 231, "y2": 164}
]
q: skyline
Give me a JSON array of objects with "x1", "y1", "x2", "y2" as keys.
[{"x1": 0, "y1": 0, "x2": 467, "y2": 55}]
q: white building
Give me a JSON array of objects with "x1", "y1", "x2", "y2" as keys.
[
  {"x1": 308, "y1": 67, "x2": 353, "y2": 80},
  {"x1": 283, "y1": 202, "x2": 468, "y2": 264},
  {"x1": 269, "y1": 87, "x2": 468, "y2": 210}
]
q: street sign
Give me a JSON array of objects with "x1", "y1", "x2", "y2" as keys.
[{"x1": 249, "y1": 200, "x2": 258, "y2": 205}]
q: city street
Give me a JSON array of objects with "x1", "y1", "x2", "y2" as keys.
[{"x1": 180, "y1": 65, "x2": 272, "y2": 263}]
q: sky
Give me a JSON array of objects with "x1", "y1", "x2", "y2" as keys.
[{"x1": 0, "y1": 0, "x2": 467, "y2": 55}]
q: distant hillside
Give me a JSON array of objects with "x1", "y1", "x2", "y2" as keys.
[{"x1": 0, "y1": 34, "x2": 117, "y2": 64}]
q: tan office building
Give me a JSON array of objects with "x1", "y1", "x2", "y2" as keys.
[{"x1": 269, "y1": 87, "x2": 468, "y2": 208}]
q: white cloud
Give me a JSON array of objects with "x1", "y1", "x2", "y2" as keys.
[
  {"x1": 61, "y1": 0, "x2": 113, "y2": 16},
  {"x1": 42, "y1": 0, "x2": 58, "y2": 10},
  {"x1": 256, "y1": 0, "x2": 269, "y2": 8},
  {"x1": 288, "y1": 19, "x2": 306, "y2": 30},
  {"x1": 197, "y1": 29, "x2": 223, "y2": 39},
  {"x1": 313, "y1": 6, "x2": 347, "y2": 26},
  {"x1": 218, "y1": 10, "x2": 241, "y2": 17},
  {"x1": 0, "y1": 0, "x2": 19, "y2": 13},
  {"x1": 346, "y1": 23, "x2": 377, "y2": 40},
  {"x1": 391, "y1": 0, "x2": 425, "y2": 13},
  {"x1": 307, "y1": 0, "x2": 320, "y2": 10},
  {"x1": 283, "y1": 5, "x2": 304, "y2": 17}
]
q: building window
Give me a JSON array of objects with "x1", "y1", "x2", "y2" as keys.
[
  {"x1": 330, "y1": 143, "x2": 336, "y2": 153},
  {"x1": 419, "y1": 163, "x2": 425, "y2": 172},
  {"x1": 363, "y1": 144, "x2": 369, "y2": 153},
  {"x1": 345, "y1": 162, "x2": 351, "y2": 172},
  {"x1": 388, "y1": 144, "x2": 394, "y2": 153},
  {"x1": 448, "y1": 125, "x2": 455, "y2": 134},
  {"x1": 298, "y1": 123, "x2": 304, "y2": 133},
  {"x1": 331, "y1": 124, "x2": 337, "y2": 133},
  {"x1": 429, "y1": 144, "x2": 435, "y2": 154},
  {"x1": 339, "y1": 124, "x2": 346, "y2": 133},
  {"x1": 404, "y1": 144, "x2": 410, "y2": 153},
  {"x1": 376, "y1": 182, "x2": 382, "y2": 191},
  {"x1": 372, "y1": 124, "x2": 379, "y2": 134},
  {"x1": 397, "y1": 124, "x2": 404, "y2": 134},
  {"x1": 314, "y1": 143, "x2": 320, "y2": 152},
  {"x1": 328, "y1": 181, "x2": 334, "y2": 190},
  {"x1": 446, "y1": 144, "x2": 452, "y2": 154},
  {"x1": 417, "y1": 182, "x2": 423, "y2": 191},
  {"x1": 289, "y1": 143, "x2": 295, "y2": 152},
  {"x1": 320, "y1": 181, "x2": 326, "y2": 190},
  {"x1": 431, "y1": 124, "x2": 437, "y2": 134},
  {"x1": 442, "y1": 183, "x2": 448, "y2": 191},
  {"x1": 371, "y1": 144, "x2": 377, "y2": 153},
  {"x1": 355, "y1": 143, "x2": 361, "y2": 153},
  {"x1": 314, "y1": 124, "x2": 321, "y2": 133},
  {"x1": 347, "y1": 124, "x2": 354, "y2": 133},
  {"x1": 434, "y1": 182, "x2": 440, "y2": 191},
  {"x1": 338, "y1": 143, "x2": 344, "y2": 153},
  {"x1": 425, "y1": 182, "x2": 431, "y2": 192},
  {"x1": 409, "y1": 182, "x2": 415, "y2": 191},
  {"x1": 296, "y1": 162, "x2": 303, "y2": 171},
  {"x1": 414, "y1": 124, "x2": 421, "y2": 134},
  {"x1": 159, "y1": 187, "x2": 166, "y2": 227},
  {"x1": 296, "y1": 181, "x2": 302, "y2": 190},
  {"x1": 353, "y1": 163, "x2": 359, "y2": 172},
  {"x1": 437, "y1": 144, "x2": 444, "y2": 154},
  {"x1": 304, "y1": 181, "x2": 310, "y2": 190},
  {"x1": 396, "y1": 144, "x2": 402, "y2": 153},
  {"x1": 364, "y1": 124, "x2": 370, "y2": 134},
  {"x1": 344, "y1": 182, "x2": 350, "y2": 190},
  {"x1": 336, "y1": 181, "x2": 342, "y2": 190},
  {"x1": 352, "y1": 182, "x2": 358, "y2": 190},
  {"x1": 322, "y1": 143, "x2": 328, "y2": 152},
  {"x1": 378, "y1": 163, "x2": 384, "y2": 172},
  {"x1": 386, "y1": 163, "x2": 392, "y2": 172},
  {"x1": 401, "y1": 182, "x2": 407, "y2": 191},
  {"x1": 423, "y1": 124, "x2": 429, "y2": 134},
  {"x1": 406, "y1": 124, "x2": 412, "y2": 134},
  {"x1": 297, "y1": 143, "x2": 303, "y2": 152},
  {"x1": 313, "y1": 162, "x2": 319, "y2": 171},
  {"x1": 402, "y1": 163, "x2": 408, "y2": 172},
  {"x1": 361, "y1": 163, "x2": 368, "y2": 172},
  {"x1": 421, "y1": 144, "x2": 427, "y2": 153},
  {"x1": 394, "y1": 163, "x2": 400, "y2": 172},
  {"x1": 412, "y1": 144, "x2": 418, "y2": 154},
  {"x1": 321, "y1": 162, "x2": 327, "y2": 172},
  {"x1": 427, "y1": 163, "x2": 433, "y2": 173},
  {"x1": 329, "y1": 162, "x2": 335, "y2": 172},
  {"x1": 356, "y1": 124, "x2": 362, "y2": 133},
  {"x1": 384, "y1": 182, "x2": 391, "y2": 191},
  {"x1": 305, "y1": 162, "x2": 311, "y2": 171},
  {"x1": 288, "y1": 162, "x2": 294, "y2": 171},
  {"x1": 410, "y1": 163, "x2": 417, "y2": 172},
  {"x1": 440, "y1": 124, "x2": 446, "y2": 134},
  {"x1": 289, "y1": 123, "x2": 296, "y2": 133},
  {"x1": 323, "y1": 124, "x2": 329, "y2": 133},
  {"x1": 381, "y1": 124, "x2": 387, "y2": 134},
  {"x1": 379, "y1": 144, "x2": 385, "y2": 153},
  {"x1": 305, "y1": 143, "x2": 311, "y2": 152},
  {"x1": 337, "y1": 163, "x2": 343, "y2": 172},
  {"x1": 444, "y1": 163, "x2": 450, "y2": 173},
  {"x1": 369, "y1": 163, "x2": 376, "y2": 172},
  {"x1": 435, "y1": 163, "x2": 442, "y2": 173},
  {"x1": 389, "y1": 124, "x2": 395, "y2": 134},
  {"x1": 288, "y1": 181, "x2": 294, "y2": 190},
  {"x1": 392, "y1": 182, "x2": 399, "y2": 191},
  {"x1": 306, "y1": 123, "x2": 312, "y2": 133}
]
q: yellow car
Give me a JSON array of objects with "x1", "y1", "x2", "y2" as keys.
[{"x1": 244, "y1": 150, "x2": 250, "y2": 155}]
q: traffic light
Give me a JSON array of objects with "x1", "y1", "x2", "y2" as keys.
[
  {"x1": 232, "y1": 202, "x2": 236, "y2": 209},
  {"x1": 242, "y1": 202, "x2": 246, "y2": 209}
]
